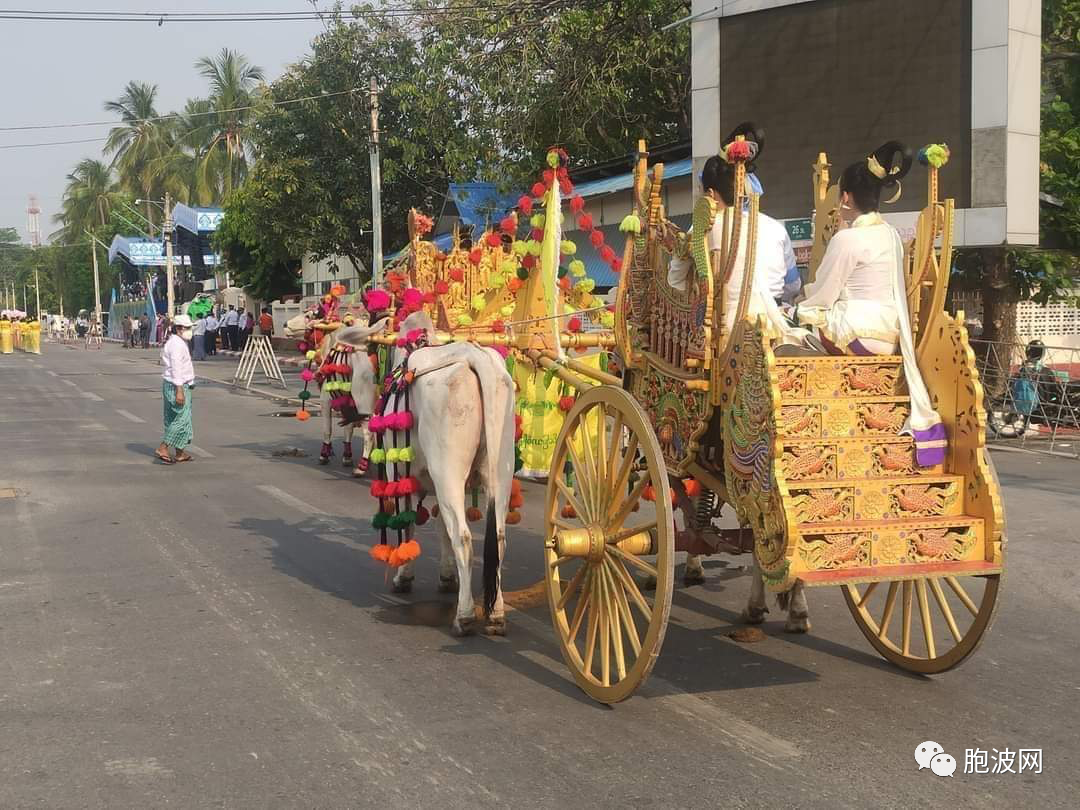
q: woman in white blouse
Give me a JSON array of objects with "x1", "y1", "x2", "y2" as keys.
[
  {"x1": 793, "y1": 141, "x2": 945, "y2": 466},
  {"x1": 156, "y1": 314, "x2": 197, "y2": 464}
]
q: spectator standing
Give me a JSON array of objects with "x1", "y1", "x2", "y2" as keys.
[
  {"x1": 222, "y1": 305, "x2": 239, "y2": 350},
  {"x1": 258, "y1": 307, "x2": 274, "y2": 336},
  {"x1": 130, "y1": 315, "x2": 140, "y2": 348},
  {"x1": 121, "y1": 314, "x2": 132, "y2": 348},
  {"x1": 191, "y1": 313, "x2": 207, "y2": 360},
  {"x1": 139, "y1": 313, "x2": 150, "y2": 348},
  {"x1": 238, "y1": 309, "x2": 254, "y2": 350},
  {"x1": 204, "y1": 311, "x2": 219, "y2": 356}
]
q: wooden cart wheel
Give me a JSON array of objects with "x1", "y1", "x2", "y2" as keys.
[
  {"x1": 544, "y1": 385, "x2": 674, "y2": 703},
  {"x1": 843, "y1": 456, "x2": 1005, "y2": 674}
]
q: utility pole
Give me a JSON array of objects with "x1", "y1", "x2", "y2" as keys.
[
  {"x1": 163, "y1": 191, "x2": 175, "y2": 318},
  {"x1": 34, "y1": 268, "x2": 40, "y2": 318},
  {"x1": 87, "y1": 230, "x2": 103, "y2": 325},
  {"x1": 368, "y1": 76, "x2": 383, "y2": 287}
]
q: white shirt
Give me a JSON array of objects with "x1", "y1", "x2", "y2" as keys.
[
  {"x1": 205, "y1": 314, "x2": 219, "y2": 331},
  {"x1": 756, "y1": 214, "x2": 799, "y2": 301},
  {"x1": 192, "y1": 317, "x2": 207, "y2": 336},
  {"x1": 799, "y1": 222, "x2": 896, "y2": 309},
  {"x1": 161, "y1": 333, "x2": 195, "y2": 386},
  {"x1": 223, "y1": 310, "x2": 240, "y2": 326}
]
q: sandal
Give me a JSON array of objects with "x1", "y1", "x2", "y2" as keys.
[
  {"x1": 174, "y1": 452, "x2": 194, "y2": 463},
  {"x1": 155, "y1": 452, "x2": 175, "y2": 465}
]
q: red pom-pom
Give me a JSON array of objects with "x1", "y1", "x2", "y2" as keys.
[
  {"x1": 435, "y1": 280, "x2": 449, "y2": 296},
  {"x1": 384, "y1": 481, "x2": 399, "y2": 497},
  {"x1": 466, "y1": 507, "x2": 484, "y2": 522},
  {"x1": 509, "y1": 492, "x2": 524, "y2": 509},
  {"x1": 398, "y1": 477, "x2": 418, "y2": 495},
  {"x1": 567, "y1": 316, "x2": 582, "y2": 333},
  {"x1": 370, "y1": 544, "x2": 392, "y2": 563},
  {"x1": 558, "y1": 276, "x2": 572, "y2": 291},
  {"x1": 558, "y1": 395, "x2": 575, "y2": 412},
  {"x1": 469, "y1": 248, "x2": 483, "y2": 265},
  {"x1": 506, "y1": 511, "x2": 522, "y2": 525},
  {"x1": 415, "y1": 505, "x2": 430, "y2": 526},
  {"x1": 590, "y1": 230, "x2": 604, "y2": 247},
  {"x1": 642, "y1": 484, "x2": 656, "y2": 502},
  {"x1": 556, "y1": 166, "x2": 569, "y2": 181},
  {"x1": 449, "y1": 267, "x2": 465, "y2": 283},
  {"x1": 569, "y1": 195, "x2": 585, "y2": 213},
  {"x1": 600, "y1": 245, "x2": 616, "y2": 263},
  {"x1": 577, "y1": 213, "x2": 594, "y2": 231},
  {"x1": 559, "y1": 179, "x2": 573, "y2": 196},
  {"x1": 610, "y1": 257, "x2": 622, "y2": 273},
  {"x1": 499, "y1": 216, "x2": 516, "y2": 233},
  {"x1": 517, "y1": 195, "x2": 533, "y2": 214},
  {"x1": 725, "y1": 139, "x2": 752, "y2": 162},
  {"x1": 531, "y1": 182, "x2": 545, "y2": 199},
  {"x1": 521, "y1": 254, "x2": 536, "y2": 269},
  {"x1": 371, "y1": 480, "x2": 386, "y2": 497},
  {"x1": 530, "y1": 228, "x2": 543, "y2": 242},
  {"x1": 683, "y1": 479, "x2": 702, "y2": 497},
  {"x1": 423, "y1": 292, "x2": 436, "y2": 305},
  {"x1": 486, "y1": 232, "x2": 502, "y2": 247},
  {"x1": 542, "y1": 169, "x2": 555, "y2": 186},
  {"x1": 491, "y1": 319, "x2": 505, "y2": 333}
]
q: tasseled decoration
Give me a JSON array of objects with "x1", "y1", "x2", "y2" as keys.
[{"x1": 370, "y1": 544, "x2": 392, "y2": 563}]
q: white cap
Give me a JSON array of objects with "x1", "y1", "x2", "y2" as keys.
[{"x1": 173, "y1": 314, "x2": 194, "y2": 328}]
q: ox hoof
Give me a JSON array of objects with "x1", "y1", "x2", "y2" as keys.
[
  {"x1": 682, "y1": 568, "x2": 706, "y2": 587},
  {"x1": 483, "y1": 616, "x2": 507, "y2": 636},
  {"x1": 437, "y1": 575, "x2": 459, "y2": 594},
  {"x1": 451, "y1": 616, "x2": 479, "y2": 637},
  {"x1": 784, "y1": 614, "x2": 811, "y2": 634},
  {"x1": 640, "y1": 575, "x2": 657, "y2": 592},
  {"x1": 391, "y1": 576, "x2": 414, "y2": 594},
  {"x1": 342, "y1": 456, "x2": 353, "y2": 468},
  {"x1": 352, "y1": 466, "x2": 366, "y2": 478},
  {"x1": 741, "y1": 606, "x2": 768, "y2": 625},
  {"x1": 318, "y1": 457, "x2": 330, "y2": 466}
]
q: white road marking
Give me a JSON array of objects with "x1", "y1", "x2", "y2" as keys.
[
  {"x1": 186, "y1": 444, "x2": 214, "y2": 458},
  {"x1": 62, "y1": 379, "x2": 77, "y2": 387},
  {"x1": 116, "y1": 409, "x2": 146, "y2": 424},
  {"x1": 81, "y1": 391, "x2": 104, "y2": 402},
  {"x1": 46, "y1": 370, "x2": 58, "y2": 377}
]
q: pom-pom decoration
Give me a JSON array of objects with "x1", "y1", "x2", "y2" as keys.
[
  {"x1": 542, "y1": 168, "x2": 555, "y2": 186},
  {"x1": 296, "y1": 410, "x2": 311, "y2": 422},
  {"x1": 449, "y1": 267, "x2": 465, "y2": 283},
  {"x1": 435, "y1": 280, "x2": 449, "y2": 296},
  {"x1": 330, "y1": 284, "x2": 347, "y2": 297},
  {"x1": 499, "y1": 215, "x2": 517, "y2": 233},
  {"x1": 456, "y1": 314, "x2": 474, "y2": 326},
  {"x1": 722, "y1": 139, "x2": 754, "y2": 163},
  {"x1": 560, "y1": 240, "x2": 577, "y2": 255},
  {"x1": 558, "y1": 395, "x2": 576, "y2": 412},
  {"x1": 468, "y1": 248, "x2": 483, "y2": 265},
  {"x1": 501, "y1": 303, "x2": 516, "y2": 316},
  {"x1": 485, "y1": 232, "x2": 502, "y2": 247},
  {"x1": 365, "y1": 289, "x2": 391, "y2": 312},
  {"x1": 306, "y1": 350, "x2": 317, "y2": 361},
  {"x1": 300, "y1": 369, "x2": 315, "y2": 382},
  {"x1": 531, "y1": 182, "x2": 546, "y2": 199},
  {"x1": 530, "y1": 213, "x2": 546, "y2": 229},
  {"x1": 683, "y1": 479, "x2": 702, "y2": 497},
  {"x1": 506, "y1": 511, "x2": 522, "y2": 525},
  {"x1": 401, "y1": 288, "x2": 424, "y2": 312},
  {"x1": 517, "y1": 195, "x2": 533, "y2": 215},
  {"x1": 567, "y1": 316, "x2": 582, "y2": 333},
  {"x1": 546, "y1": 150, "x2": 561, "y2": 168},
  {"x1": 520, "y1": 256, "x2": 536, "y2": 271},
  {"x1": 466, "y1": 506, "x2": 484, "y2": 522},
  {"x1": 577, "y1": 213, "x2": 594, "y2": 231},
  {"x1": 472, "y1": 294, "x2": 487, "y2": 312},
  {"x1": 370, "y1": 544, "x2": 392, "y2": 563},
  {"x1": 589, "y1": 230, "x2": 604, "y2": 247},
  {"x1": 918, "y1": 143, "x2": 951, "y2": 169},
  {"x1": 619, "y1": 214, "x2": 642, "y2": 234},
  {"x1": 569, "y1": 259, "x2": 586, "y2": 277},
  {"x1": 569, "y1": 195, "x2": 585, "y2": 214}
]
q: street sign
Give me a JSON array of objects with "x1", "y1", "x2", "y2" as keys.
[{"x1": 783, "y1": 217, "x2": 812, "y2": 244}]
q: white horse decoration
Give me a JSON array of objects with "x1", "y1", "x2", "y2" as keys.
[{"x1": 351, "y1": 312, "x2": 516, "y2": 636}]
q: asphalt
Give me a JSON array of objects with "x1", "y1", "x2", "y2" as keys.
[{"x1": 1, "y1": 343, "x2": 1078, "y2": 808}]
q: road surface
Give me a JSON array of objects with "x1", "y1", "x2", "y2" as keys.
[{"x1": 1, "y1": 344, "x2": 1077, "y2": 807}]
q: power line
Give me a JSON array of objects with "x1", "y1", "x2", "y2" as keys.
[
  {"x1": 0, "y1": 136, "x2": 109, "y2": 150},
  {"x1": 0, "y1": 87, "x2": 362, "y2": 133}
]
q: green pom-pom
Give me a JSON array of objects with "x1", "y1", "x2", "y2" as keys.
[
  {"x1": 557, "y1": 266, "x2": 568, "y2": 279},
  {"x1": 516, "y1": 266, "x2": 530, "y2": 281},
  {"x1": 527, "y1": 240, "x2": 542, "y2": 257},
  {"x1": 370, "y1": 448, "x2": 386, "y2": 464},
  {"x1": 457, "y1": 314, "x2": 473, "y2": 326},
  {"x1": 569, "y1": 259, "x2": 586, "y2": 277},
  {"x1": 619, "y1": 213, "x2": 642, "y2": 234},
  {"x1": 372, "y1": 512, "x2": 390, "y2": 529},
  {"x1": 576, "y1": 279, "x2": 596, "y2": 293},
  {"x1": 500, "y1": 304, "x2": 515, "y2": 317},
  {"x1": 298, "y1": 390, "x2": 311, "y2": 401},
  {"x1": 560, "y1": 240, "x2": 577, "y2": 255},
  {"x1": 399, "y1": 447, "x2": 414, "y2": 463},
  {"x1": 512, "y1": 240, "x2": 528, "y2": 257},
  {"x1": 471, "y1": 294, "x2": 486, "y2": 312}
]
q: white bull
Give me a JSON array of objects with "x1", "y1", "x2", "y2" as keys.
[
  {"x1": 285, "y1": 311, "x2": 373, "y2": 472},
  {"x1": 350, "y1": 312, "x2": 516, "y2": 636}
]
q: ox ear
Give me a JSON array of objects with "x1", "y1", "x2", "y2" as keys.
[{"x1": 359, "y1": 316, "x2": 389, "y2": 339}]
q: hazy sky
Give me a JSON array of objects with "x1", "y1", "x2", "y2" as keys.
[{"x1": 1, "y1": 1, "x2": 327, "y2": 241}]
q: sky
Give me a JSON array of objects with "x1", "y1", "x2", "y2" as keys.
[{"x1": 0, "y1": 1, "x2": 328, "y2": 242}]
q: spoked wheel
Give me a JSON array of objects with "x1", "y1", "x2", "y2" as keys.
[
  {"x1": 544, "y1": 385, "x2": 674, "y2": 703},
  {"x1": 843, "y1": 573, "x2": 1000, "y2": 673}
]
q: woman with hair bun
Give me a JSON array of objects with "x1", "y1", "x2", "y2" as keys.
[{"x1": 793, "y1": 141, "x2": 945, "y2": 465}]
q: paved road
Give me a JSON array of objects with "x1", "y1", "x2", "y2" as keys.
[{"x1": 1, "y1": 344, "x2": 1077, "y2": 808}]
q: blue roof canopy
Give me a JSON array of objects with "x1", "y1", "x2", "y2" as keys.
[
  {"x1": 441, "y1": 183, "x2": 518, "y2": 230},
  {"x1": 573, "y1": 158, "x2": 693, "y2": 199},
  {"x1": 172, "y1": 203, "x2": 223, "y2": 236}
]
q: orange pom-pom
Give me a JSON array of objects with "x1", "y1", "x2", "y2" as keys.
[
  {"x1": 509, "y1": 492, "x2": 524, "y2": 509},
  {"x1": 370, "y1": 544, "x2": 391, "y2": 563},
  {"x1": 296, "y1": 410, "x2": 311, "y2": 422},
  {"x1": 510, "y1": 479, "x2": 522, "y2": 496},
  {"x1": 396, "y1": 539, "x2": 421, "y2": 563},
  {"x1": 466, "y1": 506, "x2": 484, "y2": 522},
  {"x1": 683, "y1": 479, "x2": 701, "y2": 497},
  {"x1": 387, "y1": 546, "x2": 403, "y2": 567},
  {"x1": 642, "y1": 484, "x2": 656, "y2": 502},
  {"x1": 506, "y1": 511, "x2": 521, "y2": 525},
  {"x1": 561, "y1": 504, "x2": 576, "y2": 519},
  {"x1": 507, "y1": 277, "x2": 523, "y2": 293}
]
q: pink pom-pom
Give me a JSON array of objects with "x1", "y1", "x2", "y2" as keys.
[
  {"x1": 297, "y1": 341, "x2": 309, "y2": 353},
  {"x1": 365, "y1": 290, "x2": 391, "y2": 312},
  {"x1": 492, "y1": 344, "x2": 509, "y2": 358},
  {"x1": 402, "y1": 288, "x2": 423, "y2": 312},
  {"x1": 369, "y1": 415, "x2": 385, "y2": 432},
  {"x1": 530, "y1": 228, "x2": 543, "y2": 242},
  {"x1": 517, "y1": 195, "x2": 533, "y2": 215},
  {"x1": 406, "y1": 328, "x2": 425, "y2": 344},
  {"x1": 390, "y1": 411, "x2": 414, "y2": 431},
  {"x1": 300, "y1": 369, "x2": 314, "y2": 382}
]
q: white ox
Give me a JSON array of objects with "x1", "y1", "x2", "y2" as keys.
[
  {"x1": 349, "y1": 312, "x2": 516, "y2": 636},
  {"x1": 285, "y1": 311, "x2": 372, "y2": 471}
]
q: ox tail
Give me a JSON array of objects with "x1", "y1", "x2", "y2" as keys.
[
  {"x1": 483, "y1": 501, "x2": 499, "y2": 617},
  {"x1": 776, "y1": 589, "x2": 791, "y2": 611}
]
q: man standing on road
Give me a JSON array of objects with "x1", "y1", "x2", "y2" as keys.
[
  {"x1": 139, "y1": 313, "x2": 150, "y2": 348},
  {"x1": 204, "y1": 310, "x2": 219, "y2": 356},
  {"x1": 130, "y1": 315, "x2": 140, "y2": 349},
  {"x1": 191, "y1": 312, "x2": 207, "y2": 360},
  {"x1": 121, "y1": 314, "x2": 132, "y2": 348},
  {"x1": 156, "y1": 315, "x2": 196, "y2": 465},
  {"x1": 222, "y1": 305, "x2": 239, "y2": 350},
  {"x1": 258, "y1": 307, "x2": 273, "y2": 336}
]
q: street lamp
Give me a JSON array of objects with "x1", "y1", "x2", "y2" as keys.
[{"x1": 137, "y1": 195, "x2": 174, "y2": 317}]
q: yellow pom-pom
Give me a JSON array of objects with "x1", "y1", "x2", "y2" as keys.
[
  {"x1": 305, "y1": 350, "x2": 316, "y2": 361},
  {"x1": 500, "y1": 304, "x2": 515, "y2": 317},
  {"x1": 576, "y1": 279, "x2": 595, "y2": 293},
  {"x1": 569, "y1": 259, "x2": 586, "y2": 277},
  {"x1": 560, "y1": 240, "x2": 577, "y2": 255},
  {"x1": 546, "y1": 150, "x2": 560, "y2": 168},
  {"x1": 471, "y1": 294, "x2": 486, "y2": 312},
  {"x1": 457, "y1": 314, "x2": 473, "y2": 326}
]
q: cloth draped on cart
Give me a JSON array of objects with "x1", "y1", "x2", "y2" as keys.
[{"x1": 161, "y1": 381, "x2": 193, "y2": 448}]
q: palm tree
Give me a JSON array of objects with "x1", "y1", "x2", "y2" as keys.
[
  {"x1": 150, "y1": 98, "x2": 215, "y2": 206},
  {"x1": 194, "y1": 49, "x2": 265, "y2": 198},
  {"x1": 103, "y1": 81, "x2": 171, "y2": 233},
  {"x1": 51, "y1": 158, "x2": 121, "y2": 243}
]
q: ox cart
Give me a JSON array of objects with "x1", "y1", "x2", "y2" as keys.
[{"x1": 536, "y1": 141, "x2": 1006, "y2": 702}]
